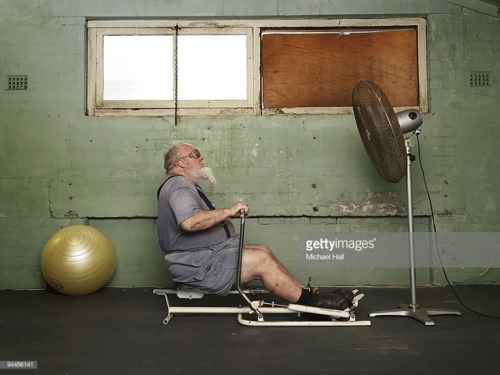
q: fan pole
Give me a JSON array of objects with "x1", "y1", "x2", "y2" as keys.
[
  {"x1": 406, "y1": 139, "x2": 418, "y2": 308},
  {"x1": 369, "y1": 138, "x2": 461, "y2": 326}
]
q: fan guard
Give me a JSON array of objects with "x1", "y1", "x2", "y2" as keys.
[{"x1": 352, "y1": 80, "x2": 406, "y2": 183}]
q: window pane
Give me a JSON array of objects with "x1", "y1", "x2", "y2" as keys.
[
  {"x1": 261, "y1": 29, "x2": 418, "y2": 108},
  {"x1": 103, "y1": 35, "x2": 173, "y2": 100},
  {"x1": 178, "y1": 35, "x2": 247, "y2": 100}
]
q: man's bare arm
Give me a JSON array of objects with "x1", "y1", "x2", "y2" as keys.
[{"x1": 180, "y1": 203, "x2": 249, "y2": 232}]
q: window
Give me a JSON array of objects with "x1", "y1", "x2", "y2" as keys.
[
  {"x1": 100, "y1": 32, "x2": 249, "y2": 103},
  {"x1": 103, "y1": 35, "x2": 173, "y2": 101},
  {"x1": 262, "y1": 28, "x2": 419, "y2": 109},
  {"x1": 87, "y1": 19, "x2": 427, "y2": 116},
  {"x1": 87, "y1": 21, "x2": 254, "y2": 116}
]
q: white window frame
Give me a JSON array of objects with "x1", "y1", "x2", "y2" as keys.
[
  {"x1": 87, "y1": 20, "x2": 257, "y2": 116},
  {"x1": 87, "y1": 18, "x2": 427, "y2": 117}
]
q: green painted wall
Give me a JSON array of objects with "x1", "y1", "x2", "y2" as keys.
[{"x1": 1, "y1": 1, "x2": 499, "y2": 290}]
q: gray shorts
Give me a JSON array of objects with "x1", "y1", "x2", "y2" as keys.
[{"x1": 163, "y1": 236, "x2": 239, "y2": 296}]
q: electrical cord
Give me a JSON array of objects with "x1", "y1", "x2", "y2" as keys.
[
  {"x1": 415, "y1": 132, "x2": 499, "y2": 318},
  {"x1": 453, "y1": 246, "x2": 500, "y2": 284}
]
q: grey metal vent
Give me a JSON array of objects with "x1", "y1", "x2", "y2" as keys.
[
  {"x1": 470, "y1": 71, "x2": 490, "y2": 87},
  {"x1": 7, "y1": 75, "x2": 29, "y2": 90}
]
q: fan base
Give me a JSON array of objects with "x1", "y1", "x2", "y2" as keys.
[{"x1": 369, "y1": 303, "x2": 461, "y2": 326}]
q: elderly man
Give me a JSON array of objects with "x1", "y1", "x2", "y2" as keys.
[{"x1": 157, "y1": 142, "x2": 354, "y2": 310}]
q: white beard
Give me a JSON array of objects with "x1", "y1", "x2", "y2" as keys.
[{"x1": 197, "y1": 167, "x2": 217, "y2": 186}]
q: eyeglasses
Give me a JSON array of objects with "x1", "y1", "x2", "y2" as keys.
[
  {"x1": 187, "y1": 149, "x2": 201, "y2": 159},
  {"x1": 176, "y1": 148, "x2": 201, "y2": 163}
]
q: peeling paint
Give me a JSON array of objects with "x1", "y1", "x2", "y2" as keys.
[
  {"x1": 232, "y1": 195, "x2": 245, "y2": 203},
  {"x1": 331, "y1": 190, "x2": 404, "y2": 215},
  {"x1": 248, "y1": 142, "x2": 260, "y2": 164},
  {"x1": 485, "y1": 195, "x2": 497, "y2": 211},
  {"x1": 249, "y1": 142, "x2": 260, "y2": 157},
  {"x1": 64, "y1": 210, "x2": 79, "y2": 219}
]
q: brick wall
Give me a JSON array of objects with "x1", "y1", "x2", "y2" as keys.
[{"x1": 1, "y1": 1, "x2": 499, "y2": 289}]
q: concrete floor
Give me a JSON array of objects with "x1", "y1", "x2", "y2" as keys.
[{"x1": 1, "y1": 285, "x2": 499, "y2": 374}]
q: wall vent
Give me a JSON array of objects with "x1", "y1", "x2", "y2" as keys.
[
  {"x1": 469, "y1": 71, "x2": 490, "y2": 87},
  {"x1": 7, "y1": 75, "x2": 29, "y2": 90}
]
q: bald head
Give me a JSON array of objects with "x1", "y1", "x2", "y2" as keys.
[
  {"x1": 163, "y1": 143, "x2": 194, "y2": 172},
  {"x1": 162, "y1": 143, "x2": 216, "y2": 185}
]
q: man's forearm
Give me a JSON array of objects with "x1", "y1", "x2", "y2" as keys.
[{"x1": 180, "y1": 208, "x2": 231, "y2": 232}]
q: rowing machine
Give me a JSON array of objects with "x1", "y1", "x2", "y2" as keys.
[{"x1": 153, "y1": 211, "x2": 371, "y2": 327}]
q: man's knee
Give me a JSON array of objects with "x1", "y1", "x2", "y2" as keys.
[
  {"x1": 245, "y1": 243, "x2": 273, "y2": 254},
  {"x1": 243, "y1": 246, "x2": 276, "y2": 270}
]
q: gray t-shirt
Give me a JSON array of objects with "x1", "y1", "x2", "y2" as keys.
[{"x1": 157, "y1": 174, "x2": 235, "y2": 252}]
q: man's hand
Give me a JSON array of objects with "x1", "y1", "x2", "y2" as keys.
[{"x1": 229, "y1": 202, "x2": 250, "y2": 217}]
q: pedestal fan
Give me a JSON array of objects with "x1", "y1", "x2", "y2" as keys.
[{"x1": 352, "y1": 80, "x2": 461, "y2": 325}]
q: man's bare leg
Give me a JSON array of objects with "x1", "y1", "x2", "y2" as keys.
[
  {"x1": 243, "y1": 244, "x2": 304, "y2": 289},
  {"x1": 239, "y1": 244, "x2": 304, "y2": 303},
  {"x1": 239, "y1": 244, "x2": 355, "y2": 310}
]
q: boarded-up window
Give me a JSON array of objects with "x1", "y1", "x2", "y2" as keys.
[{"x1": 261, "y1": 28, "x2": 418, "y2": 109}]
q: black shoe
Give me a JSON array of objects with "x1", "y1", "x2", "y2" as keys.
[{"x1": 307, "y1": 288, "x2": 354, "y2": 310}]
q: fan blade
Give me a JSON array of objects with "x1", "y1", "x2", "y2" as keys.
[{"x1": 352, "y1": 80, "x2": 406, "y2": 183}]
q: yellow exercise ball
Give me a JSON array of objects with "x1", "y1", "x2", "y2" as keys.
[{"x1": 41, "y1": 225, "x2": 116, "y2": 296}]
